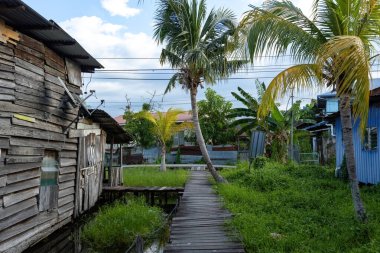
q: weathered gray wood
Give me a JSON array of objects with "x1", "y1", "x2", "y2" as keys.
[
  {"x1": 0, "y1": 53, "x2": 13, "y2": 64},
  {"x1": 0, "y1": 44, "x2": 14, "y2": 56},
  {"x1": 5, "y1": 156, "x2": 43, "y2": 164},
  {"x1": 15, "y1": 43, "x2": 44, "y2": 59},
  {"x1": 0, "y1": 205, "x2": 38, "y2": 231},
  {"x1": 39, "y1": 185, "x2": 58, "y2": 211},
  {"x1": 45, "y1": 47, "x2": 64, "y2": 67},
  {"x1": 0, "y1": 215, "x2": 69, "y2": 253},
  {"x1": 15, "y1": 65, "x2": 44, "y2": 82},
  {"x1": 0, "y1": 63, "x2": 14, "y2": 72},
  {"x1": 0, "y1": 162, "x2": 41, "y2": 176},
  {"x1": 0, "y1": 176, "x2": 6, "y2": 187},
  {"x1": 0, "y1": 78, "x2": 15, "y2": 89},
  {"x1": 58, "y1": 187, "x2": 74, "y2": 198},
  {"x1": 74, "y1": 137, "x2": 83, "y2": 218},
  {"x1": 12, "y1": 117, "x2": 63, "y2": 133},
  {"x1": 58, "y1": 173, "x2": 75, "y2": 183},
  {"x1": 0, "y1": 94, "x2": 15, "y2": 101},
  {"x1": 3, "y1": 187, "x2": 39, "y2": 207},
  {"x1": 58, "y1": 195, "x2": 74, "y2": 208},
  {"x1": 6, "y1": 169, "x2": 40, "y2": 184},
  {"x1": 59, "y1": 158, "x2": 76, "y2": 167},
  {"x1": 15, "y1": 91, "x2": 62, "y2": 108},
  {"x1": 69, "y1": 128, "x2": 102, "y2": 138},
  {"x1": 19, "y1": 34, "x2": 45, "y2": 54},
  {"x1": 0, "y1": 137, "x2": 9, "y2": 149},
  {"x1": 0, "y1": 178, "x2": 40, "y2": 195},
  {"x1": 59, "y1": 180, "x2": 75, "y2": 191},
  {"x1": 0, "y1": 197, "x2": 37, "y2": 220},
  {"x1": 65, "y1": 58, "x2": 82, "y2": 87},
  {"x1": 0, "y1": 127, "x2": 77, "y2": 143},
  {"x1": 59, "y1": 151, "x2": 77, "y2": 158},
  {"x1": 15, "y1": 58, "x2": 44, "y2": 76},
  {"x1": 0, "y1": 117, "x2": 11, "y2": 127},
  {"x1": 8, "y1": 146, "x2": 44, "y2": 156},
  {"x1": 58, "y1": 202, "x2": 74, "y2": 215},
  {"x1": 15, "y1": 84, "x2": 64, "y2": 102},
  {"x1": 0, "y1": 211, "x2": 58, "y2": 243},
  {"x1": 14, "y1": 48, "x2": 44, "y2": 68},
  {"x1": 10, "y1": 137, "x2": 78, "y2": 150},
  {"x1": 44, "y1": 64, "x2": 65, "y2": 78},
  {"x1": 60, "y1": 166, "x2": 76, "y2": 174}
]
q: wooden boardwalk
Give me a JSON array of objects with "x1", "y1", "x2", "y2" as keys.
[{"x1": 164, "y1": 171, "x2": 245, "y2": 253}]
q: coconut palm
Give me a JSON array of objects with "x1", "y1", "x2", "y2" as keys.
[
  {"x1": 137, "y1": 108, "x2": 192, "y2": 171},
  {"x1": 238, "y1": 0, "x2": 380, "y2": 221},
  {"x1": 153, "y1": 0, "x2": 243, "y2": 182}
]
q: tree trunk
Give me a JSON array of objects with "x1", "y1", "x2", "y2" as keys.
[
  {"x1": 190, "y1": 87, "x2": 227, "y2": 183},
  {"x1": 339, "y1": 94, "x2": 367, "y2": 222},
  {"x1": 160, "y1": 145, "x2": 166, "y2": 172}
]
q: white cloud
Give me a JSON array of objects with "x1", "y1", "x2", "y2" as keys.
[
  {"x1": 60, "y1": 16, "x2": 167, "y2": 116},
  {"x1": 101, "y1": 0, "x2": 141, "y2": 18}
]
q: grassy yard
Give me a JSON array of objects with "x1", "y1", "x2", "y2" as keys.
[
  {"x1": 82, "y1": 199, "x2": 164, "y2": 250},
  {"x1": 216, "y1": 161, "x2": 380, "y2": 253},
  {"x1": 123, "y1": 167, "x2": 189, "y2": 187}
]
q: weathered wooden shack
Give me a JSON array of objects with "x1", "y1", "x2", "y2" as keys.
[{"x1": 0, "y1": 1, "x2": 133, "y2": 252}]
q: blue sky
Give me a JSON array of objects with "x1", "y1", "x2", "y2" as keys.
[{"x1": 23, "y1": 0, "x2": 317, "y2": 117}]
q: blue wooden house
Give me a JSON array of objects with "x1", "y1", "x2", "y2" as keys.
[{"x1": 335, "y1": 86, "x2": 380, "y2": 184}]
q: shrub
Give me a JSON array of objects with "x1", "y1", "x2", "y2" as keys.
[
  {"x1": 82, "y1": 199, "x2": 164, "y2": 250},
  {"x1": 253, "y1": 156, "x2": 269, "y2": 169},
  {"x1": 217, "y1": 162, "x2": 380, "y2": 252},
  {"x1": 123, "y1": 167, "x2": 189, "y2": 187}
]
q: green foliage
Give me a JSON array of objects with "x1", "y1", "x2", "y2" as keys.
[
  {"x1": 253, "y1": 156, "x2": 268, "y2": 169},
  {"x1": 123, "y1": 104, "x2": 156, "y2": 148},
  {"x1": 123, "y1": 167, "x2": 189, "y2": 187},
  {"x1": 82, "y1": 199, "x2": 164, "y2": 250},
  {"x1": 175, "y1": 148, "x2": 181, "y2": 164},
  {"x1": 198, "y1": 88, "x2": 235, "y2": 145},
  {"x1": 217, "y1": 162, "x2": 380, "y2": 252}
]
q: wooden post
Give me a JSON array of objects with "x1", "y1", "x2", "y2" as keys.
[
  {"x1": 109, "y1": 137, "x2": 114, "y2": 186},
  {"x1": 119, "y1": 143, "x2": 123, "y2": 185},
  {"x1": 136, "y1": 235, "x2": 144, "y2": 253},
  {"x1": 74, "y1": 137, "x2": 83, "y2": 218}
]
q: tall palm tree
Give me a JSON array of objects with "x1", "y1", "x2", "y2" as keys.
[
  {"x1": 238, "y1": 0, "x2": 380, "y2": 221},
  {"x1": 137, "y1": 108, "x2": 192, "y2": 171},
  {"x1": 153, "y1": 0, "x2": 243, "y2": 182}
]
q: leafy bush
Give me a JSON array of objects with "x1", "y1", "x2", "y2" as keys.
[
  {"x1": 82, "y1": 199, "x2": 164, "y2": 250},
  {"x1": 253, "y1": 156, "x2": 269, "y2": 169},
  {"x1": 217, "y1": 162, "x2": 380, "y2": 252}
]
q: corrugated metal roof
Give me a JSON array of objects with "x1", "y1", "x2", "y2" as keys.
[
  {"x1": 88, "y1": 109, "x2": 132, "y2": 144},
  {"x1": 0, "y1": 0, "x2": 103, "y2": 72}
]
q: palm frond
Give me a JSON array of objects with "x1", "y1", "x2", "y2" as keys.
[
  {"x1": 317, "y1": 35, "x2": 371, "y2": 132},
  {"x1": 258, "y1": 64, "x2": 322, "y2": 118},
  {"x1": 239, "y1": 3, "x2": 324, "y2": 63}
]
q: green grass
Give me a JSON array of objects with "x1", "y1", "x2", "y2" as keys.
[
  {"x1": 82, "y1": 199, "x2": 164, "y2": 250},
  {"x1": 123, "y1": 167, "x2": 189, "y2": 187},
  {"x1": 216, "y1": 161, "x2": 380, "y2": 253}
]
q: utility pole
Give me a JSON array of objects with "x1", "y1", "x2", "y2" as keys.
[{"x1": 290, "y1": 88, "x2": 294, "y2": 161}]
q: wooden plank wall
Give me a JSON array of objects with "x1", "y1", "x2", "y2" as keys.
[{"x1": 0, "y1": 32, "x2": 82, "y2": 253}]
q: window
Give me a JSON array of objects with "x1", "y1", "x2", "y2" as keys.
[
  {"x1": 326, "y1": 99, "x2": 339, "y2": 114},
  {"x1": 364, "y1": 127, "x2": 378, "y2": 151},
  {"x1": 39, "y1": 150, "x2": 59, "y2": 211}
]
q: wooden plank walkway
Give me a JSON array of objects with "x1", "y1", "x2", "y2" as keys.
[{"x1": 164, "y1": 171, "x2": 245, "y2": 253}]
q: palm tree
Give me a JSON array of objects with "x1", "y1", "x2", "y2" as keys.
[
  {"x1": 137, "y1": 108, "x2": 192, "y2": 171},
  {"x1": 153, "y1": 0, "x2": 243, "y2": 182},
  {"x1": 238, "y1": 0, "x2": 379, "y2": 221}
]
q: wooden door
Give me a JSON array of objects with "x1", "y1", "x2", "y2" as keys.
[{"x1": 78, "y1": 132, "x2": 105, "y2": 213}]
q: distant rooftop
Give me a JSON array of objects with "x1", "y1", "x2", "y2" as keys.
[{"x1": 0, "y1": 0, "x2": 103, "y2": 72}]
